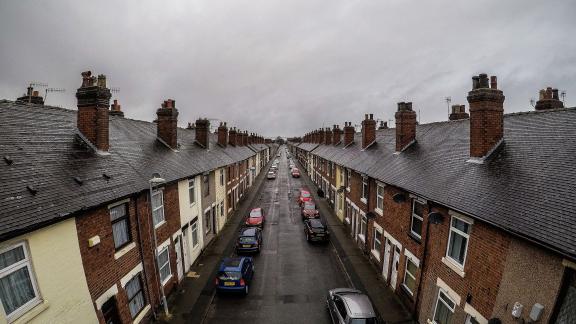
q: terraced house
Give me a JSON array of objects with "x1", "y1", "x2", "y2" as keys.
[
  {"x1": 290, "y1": 74, "x2": 576, "y2": 324},
  {"x1": 0, "y1": 71, "x2": 271, "y2": 323}
]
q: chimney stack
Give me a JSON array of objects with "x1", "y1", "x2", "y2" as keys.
[
  {"x1": 361, "y1": 114, "x2": 376, "y2": 149},
  {"x1": 109, "y1": 99, "x2": 124, "y2": 117},
  {"x1": 229, "y1": 128, "x2": 237, "y2": 146},
  {"x1": 156, "y1": 99, "x2": 179, "y2": 149},
  {"x1": 467, "y1": 73, "x2": 505, "y2": 158},
  {"x1": 218, "y1": 122, "x2": 228, "y2": 147},
  {"x1": 535, "y1": 87, "x2": 564, "y2": 110},
  {"x1": 378, "y1": 121, "x2": 388, "y2": 129},
  {"x1": 76, "y1": 71, "x2": 112, "y2": 151},
  {"x1": 395, "y1": 102, "x2": 417, "y2": 152},
  {"x1": 332, "y1": 125, "x2": 341, "y2": 145},
  {"x1": 236, "y1": 129, "x2": 243, "y2": 146},
  {"x1": 194, "y1": 118, "x2": 209, "y2": 148},
  {"x1": 449, "y1": 105, "x2": 469, "y2": 121},
  {"x1": 343, "y1": 122, "x2": 355, "y2": 146},
  {"x1": 242, "y1": 131, "x2": 248, "y2": 146},
  {"x1": 16, "y1": 86, "x2": 45, "y2": 105},
  {"x1": 325, "y1": 127, "x2": 333, "y2": 145}
]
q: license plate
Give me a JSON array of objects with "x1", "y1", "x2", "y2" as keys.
[
  {"x1": 224, "y1": 282, "x2": 235, "y2": 286},
  {"x1": 316, "y1": 234, "x2": 324, "y2": 236},
  {"x1": 242, "y1": 245, "x2": 251, "y2": 248}
]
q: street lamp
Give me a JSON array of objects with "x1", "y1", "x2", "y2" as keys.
[{"x1": 148, "y1": 173, "x2": 170, "y2": 318}]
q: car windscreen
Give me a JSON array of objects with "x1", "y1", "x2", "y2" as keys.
[
  {"x1": 250, "y1": 209, "x2": 262, "y2": 217},
  {"x1": 218, "y1": 271, "x2": 241, "y2": 280},
  {"x1": 301, "y1": 192, "x2": 311, "y2": 198},
  {"x1": 239, "y1": 236, "x2": 256, "y2": 243},
  {"x1": 310, "y1": 220, "x2": 324, "y2": 228},
  {"x1": 349, "y1": 318, "x2": 377, "y2": 324}
]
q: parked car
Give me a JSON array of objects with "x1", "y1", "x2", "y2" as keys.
[
  {"x1": 326, "y1": 288, "x2": 378, "y2": 324},
  {"x1": 301, "y1": 201, "x2": 319, "y2": 220},
  {"x1": 304, "y1": 218, "x2": 330, "y2": 242},
  {"x1": 291, "y1": 168, "x2": 300, "y2": 178},
  {"x1": 267, "y1": 171, "x2": 276, "y2": 179},
  {"x1": 245, "y1": 207, "x2": 265, "y2": 228},
  {"x1": 297, "y1": 189, "x2": 312, "y2": 206},
  {"x1": 215, "y1": 257, "x2": 254, "y2": 295},
  {"x1": 236, "y1": 227, "x2": 263, "y2": 254}
]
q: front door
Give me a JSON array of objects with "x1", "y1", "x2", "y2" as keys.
[
  {"x1": 174, "y1": 236, "x2": 183, "y2": 281},
  {"x1": 383, "y1": 239, "x2": 391, "y2": 280},
  {"x1": 101, "y1": 296, "x2": 121, "y2": 324},
  {"x1": 390, "y1": 245, "x2": 401, "y2": 290},
  {"x1": 182, "y1": 225, "x2": 190, "y2": 271}
]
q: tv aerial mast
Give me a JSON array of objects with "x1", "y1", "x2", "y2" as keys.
[{"x1": 28, "y1": 82, "x2": 47, "y2": 103}]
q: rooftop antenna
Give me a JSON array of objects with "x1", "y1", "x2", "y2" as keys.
[
  {"x1": 444, "y1": 96, "x2": 451, "y2": 119},
  {"x1": 110, "y1": 87, "x2": 120, "y2": 94},
  {"x1": 530, "y1": 98, "x2": 535, "y2": 107},
  {"x1": 28, "y1": 82, "x2": 48, "y2": 103},
  {"x1": 44, "y1": 88, "x2": 65, "y2": 105},
  {"x1": 561, "y1": 90, "x2": 566, "y2": 104},
  {"x1": 418, "y1": 109, "x2": 421, "y2": 124}
]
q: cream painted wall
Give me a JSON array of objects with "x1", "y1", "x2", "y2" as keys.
[
  {"x1": 335, "y1": 166, "x2": 345, "y2": 221},
  {"x1": 0, "y1": 218, "x2": 98, "y2": 324},
  {"x1": 177, "y1": 176, "x2": 204, "y2": 271},
  {"x1": 215, "y1": 167, "x2": 227, "y2": 232}
]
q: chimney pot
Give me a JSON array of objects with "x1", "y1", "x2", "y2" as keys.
[
  {"x1": 535, "y1": 87, "x2": 564, "y2": 111},
  {"x1": 490, "y1": 76, "x2": 498, "y2": 89}
]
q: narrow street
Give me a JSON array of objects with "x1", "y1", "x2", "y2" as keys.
[{"x1": 202, "y1": 148, "x2": 349, "y2": 323}]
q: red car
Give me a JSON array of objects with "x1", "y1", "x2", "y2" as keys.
[
  {"x1": 291, "y1": 168, "x2": 300, "y2": 178},
  {"x1": 297, "y1": 190, "x2": 312, "y2": 206},
  {"x1": 245, "y1": 208, "x2": 265, "y2": 228},
  {"x1": 301, "y1": 201, "x2": 319, "y2": 220}
]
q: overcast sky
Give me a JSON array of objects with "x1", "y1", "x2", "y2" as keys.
[{"x1": 1, "y1": 0, "x2": 575, "y2": 137}]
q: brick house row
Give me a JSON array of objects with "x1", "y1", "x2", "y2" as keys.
[
  {"x1": 0, "y1": 71, "x2": 272, "y2": 324},
  {"x1": 289, "y1": 74, "x2": 575, "y2": 324}
]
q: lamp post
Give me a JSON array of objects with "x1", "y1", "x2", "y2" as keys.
[{"x1": 149, "y1": 174, "x2": 170, "y2": 317}]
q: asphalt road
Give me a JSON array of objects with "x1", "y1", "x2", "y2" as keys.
[{"x1": 203, "y1": 147, "x2": 350, "y2": 324}]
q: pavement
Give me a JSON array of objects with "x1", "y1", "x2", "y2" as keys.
[{"x1": 158, "y1": 146, "x2": 413, "y2": 324}]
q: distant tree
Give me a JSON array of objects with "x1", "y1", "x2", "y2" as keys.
[{"x1": 274, "y1": 136, "x2": 285, "y2": 145}]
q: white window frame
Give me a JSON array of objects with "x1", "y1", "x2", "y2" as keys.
[
  {"x1": 359, "y1": 213, "x2": 367, "y2": 241},
  {"x1": 0, "y1": 242, "x2": 41, "y2": 322},
  {"x1": 191, "y1": 219, "x2": 199, "y2": 248},
  {"x1": 376, "y1": 184, "x2": 385, "y2": 215},
  {"x1": 220, "y1": 169, "x2": 225, "y2": 186},
  {"x1": 151, "y1": 190, "x2": 165, "y2": 228},
  {"x1": 402, "y1": 258, "x2": 418, "y2": 296},
  {"x1": 346, "y1": 169, "x2": 351, "y2": 191},
  {"x1": 410, "y1": 198, "x2": 425, "y2": 239},
  {"x1": 371, "y1": 226, "x2": 382, "y2": 260},
  {"x1": 188, "y1": 179, "x2": 196, "y2": 206},
  {"x1": 361, "y1": 176, "x2": 368, "y2": 203},
  {"x1": 432, "y1": 289, "x2": 456, "y2": 324},
  {"x1": 157, "y1": 246, "x2": 171, "y2": 285},
  {"x1": 445, "y1": 214, "x2": 472, "y2": 269}
]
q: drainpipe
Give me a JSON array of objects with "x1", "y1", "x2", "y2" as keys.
[{"x1": 135, "y1": 195, "x2": 157, "y2": 320}]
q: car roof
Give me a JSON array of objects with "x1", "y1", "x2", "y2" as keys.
[
  {"x1": 219, "y1": 257, "x2": 246, "y2": 271},
  {"x1": 308, "y1": 219, "x2": 324, "y2": 227},
  {"x1": 339, "y1": 292, "x2": 376, "y2": 318},
  {"x1": 240, "y1": 227, "x2": 258, "y2": 236}
]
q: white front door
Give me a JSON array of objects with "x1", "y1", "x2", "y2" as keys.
[
  {"x1": 182, "y1": 227, "x2": 190, "y2": 271},
  {"x1": 390, "y1": 245, "x2": 401, "y2": 290},
  {"x1": 174, "y1": 236, "x2": 183, "y2": 281},
  {"x1": 383, "y1": 239, "x2": 391, "y2": 280}
]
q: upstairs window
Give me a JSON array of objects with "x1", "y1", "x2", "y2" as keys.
[
  {"x1": 376, "y1": 185, "x2": 385, "y2": 212},
  {"x1": 110, "y1": 203, "x2": 131, "y2": 249},
  {"x1": 411, "y1": 199, "x2": 425, "y2": 239},
  {"x1": 433, "y1": 290, "x2": 455, "y2": 324},
  {"x1": 203, "y1": 174, "x2": 210, "y2": 197},
  {"x1": 158, "y1": 246, "x2": 171, "y2": 284},
  {"x1": 126, "y1": 274, "x2": 145, "y2": 318},
  {"x1": 0, "y1": 243, "x2": 40, "y2": 321},
  {"x1": 188, "y1": 179, "x2": 196, "y2": 205},
  {"x1": 220, "y1": 170, "x2": 225, "y2": 186},
  {"x1": 446, "y1": 216, "x2": 472, "y2": 268},
  {"x1": 361, "y1": 176, "x2": 368, "y2": 201},
  {"x1": 151, "y1": 190, "x2": 165, "y2": 227}
]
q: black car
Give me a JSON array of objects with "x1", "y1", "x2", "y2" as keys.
[
  {"x1": 236, "y1": 227, "x2": 263, "y2": 253},
  {"x1": 304, "y1": 219, "x2": 330, "y2": 242}
]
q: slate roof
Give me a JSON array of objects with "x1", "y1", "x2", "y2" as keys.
[
  {"x1": 0, "y1": 100, "x2": 265, "y2": 241},
  {"x1": 307, "y1": 108, "x2": 576, "y2": 259}
]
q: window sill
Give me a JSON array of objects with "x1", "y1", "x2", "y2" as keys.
[
  {"x1": 189, "y1": 202, "x2": 197, "y2": 208},
  {"x1": 154, "y1": 220, "x2": 166, "y2": 230},
  {"x1": 360, "y1": 198, "x2": 367, "y2": 204},
  {"x1": 375, "y1": 208, "x2": 383, "y2": 216},
  {"x1": 408, "y1": 232, "x2": 422, "y2": 244},
  {"x1": 442, "y1": 257, "x2": 465, "y2": 278},
  {"x1": 358, "y1": 234, "x2": 366, "y2": 242},
  {"x1": 161, "y1": 275, "x2": 172, "y2": 286},
  {"x1": 345, "y1": 218, "x2": 350, "y2": 224},
  {"x1": 114, "y1": 242, "x2": 136, "y2": 260},
  {"x1": 400, "y1": 283, "x2": 415, "y2": 298},
  {"x1": 371, "y1": 249, "x2": 381, "y2": 261},
  {"x1": 133, "y1": 304, "x2": 151, "y2": 324},
  {"x1": 12, "y1": 299, "x2": 47, "y2": 324}
]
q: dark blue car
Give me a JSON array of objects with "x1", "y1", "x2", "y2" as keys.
[
  {"x1": 236, "y1": 227, "x2": 263, "y2": 254},
  {"x1": 215, "y1": 257, "x2": 255, "y2": 295}
]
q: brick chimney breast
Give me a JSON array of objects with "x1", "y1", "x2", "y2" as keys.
[
  {"x1": 325, "y1": 127, "x2": 333, "y2": 145},
  {"x1": 361, "y1": 114, "x2": 376, "y2": 149},
  {"x1": 332, "y1": 125, "x2": 341, "y2": 145},
  {"x1": 535, "y1": 87, "x2": 564, "y2": 110},
  {"x1": 109, "y1": 99, "x2": 124, "y2": 117},
  {"x1": 156, "y1": 99, "x2": 179, "y2": 149},
  {"x1": 76, "y1": 71, "x2": 112, "y2": 151},
  {"x1": 343, "y1": 122, "x2": 355, "y2": 146},
  {"x1": 395, "y1": 102, "x2": 417, "y2": 152},
  {"x1": 236, "y1": 129, "x2": 243, "y2": 146},
  {"x1": 195, "y1": 118, "x2": 210, "y2": 148},
  {"x1": 217, "y1": 122, "x2": 228, "y2": 147},
  {"x1": 229, "y1": 128, "x2": 237, "y2": 146},
  {"x1": 467, "y1": 74, "x2": 505, "y2": 158},
  {"x1": 449, "y1": 105, "x2": 469, "y2": 120}
]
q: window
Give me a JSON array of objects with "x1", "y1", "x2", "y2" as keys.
[
  {"x1": 205, "y1": 210, "x2": 212, "y2": 234},
  {"x1": 126, "y1": 274, "x2": 145, "y2": 318},
  {"x1": 433, "y1": 290, "x2": 455, "y2": 324},
  {"x1": 376, "y1": 185, "x2": 384, "y2": 212},
  {"x1": 465, "y1": 315, "x2": 480, "y2": 324},
  {"x1": 346, "y1": 170, "x2": 351, "y2": 189},
  {"x1": 0, "y1": 243, "x2": 40, "y2": 320},
  {"x1": 203, "y1": 175, "x2": 210, "y2": 197},
  {"x1": 411, "y1": 199, "x2": 425, "y2": 239},
  {"x1": 446, "y1": 216, "x2": 471, "y2": 268},
  {"x1": 360, "y1": 214, "x2": 367, "y2": 239},
  {"x1": 220, "y1": 170, "x2": 224, "y2": 186},
  {"x1": 372, "y1": 228, "x2": 382, "y2": 259},
  {"x1": 403, "y1": 258, "x2": 418, "y2": 295},
  {"x1": 151, "y1": 190, "x2": 165, "y2": 227},
  {"x1": 339, "y1": 168, "x2": 344, "y2": 185},
  {"x1": 220, "y1": 203, "x2": 224, "y2": 217},
  {"x1": 191, "y1": 219, "x2": 199, "y2": 248},
  {"x1": 361, "y1": 177, "x2": 368, "y2": 200},
  {"x1": 188, "y1": 179, "x2": 196, "y2": 205},
  {"x1": 334, "y1": 297, "x2": 347, "y2": 319},
  {"x1": 110, "y1": 203, "x2": 131, "y2": 250},
  {"x1": 158, "y1": 247, "x2": 171, "y2": 284}
]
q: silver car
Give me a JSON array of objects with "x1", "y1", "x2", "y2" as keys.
[{"x1": 326, "y1": 288, "x2": 378, "y2": 324}]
